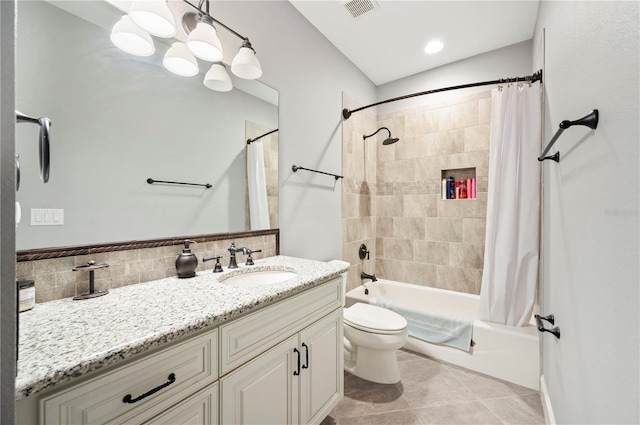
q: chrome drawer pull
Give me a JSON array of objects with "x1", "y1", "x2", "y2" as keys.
[{"x1": 122, "y1": 373, "x2": 176, "y2": 404}]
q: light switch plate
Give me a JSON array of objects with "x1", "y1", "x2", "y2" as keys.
[{"x1": 31, "y1": 208, "x2": 64, "y2": 226}]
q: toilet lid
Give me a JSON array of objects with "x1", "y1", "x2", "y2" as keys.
[{"x1": 344, "y1": 303, "x2": 407, "y2": 332}]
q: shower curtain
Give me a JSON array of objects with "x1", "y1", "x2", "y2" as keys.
[
  {"x1": 247, "y1": 142, "x2": 270, "y2": 230},
  {"x1": 478, "y1": 83, "x2": 542, "y2": 327}
]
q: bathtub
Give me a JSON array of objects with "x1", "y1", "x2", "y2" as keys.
[{"x1": 346, "y1": 279, "x2": 539, "y2": 390}]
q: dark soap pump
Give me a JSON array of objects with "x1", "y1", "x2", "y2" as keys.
[{"x1": 176, "y1": 240, "x2": 198, "y2": 278}]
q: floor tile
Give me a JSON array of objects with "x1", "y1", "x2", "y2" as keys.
[
  {"x1": 339, "y1": 409, "x2": 422, "y2": 425},
  {"x1": 483, "y1": 394, "x2": 545, "y2": 425},
  {"x1": 397, "y1": 358, "x2": 479, "y2": 408},
  {"x1": 330, "y1": 349, "x2": 545, "y2": 425},
  {"x1": 413, "y1": 401, "x2": 504, "y2": 424},
  {"x1": 446, "y1": 363, "x2": 537, "y2": 400},
  {"x1": 336, "y1": 372, "x2": 411, "y2": 418}
]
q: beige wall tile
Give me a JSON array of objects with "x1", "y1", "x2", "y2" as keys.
[
  {"x1": 413, "y1": 240, "x2": 450, "y2": 265},
  {"x1": 425, "y1": 217, "x2": 463, "y2": 242},
  {"x1": 463, "y1": 218, "x2": 486, "y2": 244},
  {"x1": 415, "y1": 155, "x2": 452, "y2": 180},
  {"x1": 478, "y1": 97, "x2": 492, "y2": 125},
  {"x1": 377, "y1": 195, "x2": 404, "y2": 217},
  {"x1": 393, "y1": 217, "x2": 425, "y2": 240},
  {"x1": 464, "y1": 125, "x2": 490, "y2": 152},
  {"x1": 376, "y1": 216, "x2": 394, "y2": 238},
  {"x1": 377, "y1": 258, "x2": 404, "y2": 281},
  {"x1": 449, "y1": 243, "x2": 485, "y2": 270},
  {"x1": 429, "y1": 129, "x2": 464, "y2": 156},
  {"x1": 406, "y1": 108, "x2": 439, "y2": 136},
  {"x1": 403, "y1": 262, "x2": 437, "y2": 286},
  {"x1": 381, "y1": 238, "x2": 414, "y2": 261},
  {"x1": 439, "y1": 102, "x2": 479, "y2": 131},
  {"x1": 436, "y1": 266, "x2": 482, "y2": 294}
]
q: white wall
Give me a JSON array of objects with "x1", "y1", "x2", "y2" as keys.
[
  {"x1": 534, "y1": 2, "x2": 639, "y2": 424},
  {"x1": 377, "y1": 40, "x2": 533, "y2": 113},
  {"x1": 207, "y1": 1, "x2": 377, "y2": 261}
]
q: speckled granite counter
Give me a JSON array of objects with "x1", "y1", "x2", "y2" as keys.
[{"x1": 16, "y1": 256, "x2": 349, "y2": 399}]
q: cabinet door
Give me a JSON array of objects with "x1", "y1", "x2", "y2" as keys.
[
  {"x1": 221, "y1": 335, "x2": 299, "y2": 425},
  {"x1": 298, "y1": 309, "x2": 344, "y2": 425},
  {"x1": 144, "y1": 383, "x2": 218, "y2": 425}
]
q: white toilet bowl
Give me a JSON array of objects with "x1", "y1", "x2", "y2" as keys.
[{"x1": 343, "y1": 302, "x2": 408, "y2": 384}]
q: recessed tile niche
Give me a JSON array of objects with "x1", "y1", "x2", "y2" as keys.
[{"x1": 441, "y1": 167, "x2": 477, "y2": 200}]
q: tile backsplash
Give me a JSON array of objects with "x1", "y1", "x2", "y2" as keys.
[{"x1": 16, "y1": 232, "x2": 278, "y2": 303}]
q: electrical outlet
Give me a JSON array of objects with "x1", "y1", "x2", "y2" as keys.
[{"x1": 31, "y1": 209, "x2": 64, "y2": 226}]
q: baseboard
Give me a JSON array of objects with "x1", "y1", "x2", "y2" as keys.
[{"x1": 540, "y1": 375, "x2": 556, "y2": 425}]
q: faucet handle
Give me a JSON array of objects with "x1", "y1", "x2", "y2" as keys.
[
  {"x1": 203, "y1": 256, "x2": 224, "y2": 273},
  {"x1": 245, "y1": 249, "x2": 262, "y2": 266}
]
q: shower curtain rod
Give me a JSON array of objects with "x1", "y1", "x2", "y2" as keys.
[
  {"x1": 247, "y1": 128, "x2": 278, "y2": 144},
  {"x1": 342, "y1": 69, "x2": 543, "y2": 120}
]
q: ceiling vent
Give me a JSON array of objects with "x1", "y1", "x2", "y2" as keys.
[{"x1": 343, "y1": 0, "x2": 379, "y2": 19}]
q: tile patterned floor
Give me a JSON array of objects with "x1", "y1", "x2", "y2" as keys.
[{"x1": 322, "y1": 349, "x2": 545, "y2": 425}]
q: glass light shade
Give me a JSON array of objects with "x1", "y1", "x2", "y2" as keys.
[
  {"x1": 110, "y1": 15, "x2": 155, "y2": 56},
  {"x1": 187, "y1": 22, "x2": 223, "y2": 62},
  {"x1": 163, "y1": 42, "x2": 199, "y2": 77},
  {"x1": 203, "y1": 63, "x2": 232, "y2": 92},
  {"x1": 231, "y1": 46, "x2": 262, "y2": 80},
  {"x1": 129, "y1": 0, "x2": 176, "y2": 38}
]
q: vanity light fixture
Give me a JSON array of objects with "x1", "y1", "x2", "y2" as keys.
[
  {"x1": 231, "y1": 39, "x2": 262, "y2": 80},
  {"x1": 186, "y1": 2, "x2": 223, "y2": 62},
  {"x1": 111, "y1": 0, "x2": 263, "y2": 90},
  {"x1": 204, "y1": 62, "x2": 233, "y2": 92},
  {"x1": 110, "y1": 15, "x2": 155, "y2": 57},
  {"x1": 163, "y1": 42, "x2": 199, "y2": 77},
  {"x1": 129, "y1": 0, "x2": 177, "y2": 38}
]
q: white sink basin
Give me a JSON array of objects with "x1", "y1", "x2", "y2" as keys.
[{"x1": 221, "y1": 270, "x2": 298, "y2": 288}]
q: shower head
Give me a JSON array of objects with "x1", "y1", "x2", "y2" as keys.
[{"x1": 363, "y1": 127, "x2": 399, "y2": 145}]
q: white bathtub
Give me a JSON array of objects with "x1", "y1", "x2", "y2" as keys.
[{"x1": 346, "y1": 279, "x2": 539, "y2": 390}]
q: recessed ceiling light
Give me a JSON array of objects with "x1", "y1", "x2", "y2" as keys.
[{"x1": 424, "y1": 40, "x2": 444, "y2": 54}]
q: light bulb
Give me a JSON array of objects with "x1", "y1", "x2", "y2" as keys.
[
  {"x1": 129, "y1": 0, "x2": 176, "y2": 38},
  {"x1": 204, "y1": 63, "x2": 232, "y2": 92},
  {"x1": 111, "y1": 15, "x2": 155, "y2": 56},
  {"x1": 187, "y1": 20, "x2": 223, "y2": 62},
  {"x1": 163, "y1": 42, "x2": 199, "y2": 77}
]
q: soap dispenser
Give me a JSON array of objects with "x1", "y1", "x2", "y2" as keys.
[{"x1": 176, "y1": 240, "x2": 198, "y2": 278}]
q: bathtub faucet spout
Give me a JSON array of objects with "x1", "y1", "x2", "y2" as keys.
[{"x1": 361, "y1": 272, "x2": 377, "y2": 282}]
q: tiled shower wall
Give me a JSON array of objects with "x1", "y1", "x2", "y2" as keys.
[
  {"x1": 342, "y1": 91, "x2": 491, "y2": 295},
  {"x1": 341, "y1": 95, "x2": 378, "y2": 292},
  {"x1": 16, "y1": 234, "x2": 277, "y2": 303}
]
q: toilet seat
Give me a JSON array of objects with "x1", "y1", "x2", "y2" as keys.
[{"x1": 344, "y1": 303, "x2": 407, "y2": 335}]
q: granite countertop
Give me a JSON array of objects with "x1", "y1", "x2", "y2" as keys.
[{"x1": 16, "y1": 256, "x2": 349, "y2": 399}]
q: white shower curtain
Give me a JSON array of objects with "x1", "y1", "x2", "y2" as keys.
[
  {"x1": 478, "y1": 83, "x2": 542, "y2": 327},
  {"x1": 247, "y1": 142, "x2": 270, "y2": 230}
]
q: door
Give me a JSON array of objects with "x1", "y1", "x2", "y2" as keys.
[
  {"x1": 298, "y1": 309, "x2": 344, "y2": 425},
  {"x1": 220, "y1": 335, "x2": 299, "y2": 425}
]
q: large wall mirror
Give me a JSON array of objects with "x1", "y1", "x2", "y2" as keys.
[{"x1": 15, "y1": 0, "x2": 279, "y2": 251}]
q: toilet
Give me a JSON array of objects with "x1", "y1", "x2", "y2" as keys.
[{"x1": 343, "y1": 297, "x2": 408, "y2": 384}]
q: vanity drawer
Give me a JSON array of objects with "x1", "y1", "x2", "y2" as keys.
[
  {"x1": 219, "y1": 277, "x2": 342, "y2": 375},
  {"x1": 40, "y1": 330, "x2": 218, "y2": 425}
]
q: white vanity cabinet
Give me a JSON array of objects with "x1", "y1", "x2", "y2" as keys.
[
  {"x1": 16, "y1": 275, "x2": 344, "y2": 425},
  {"x1": 30, "y1": 330, "x2": 219, "y2": 425},
  {"x1": 220, "y1": 277, "x2": 344, "y2": 425}
]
